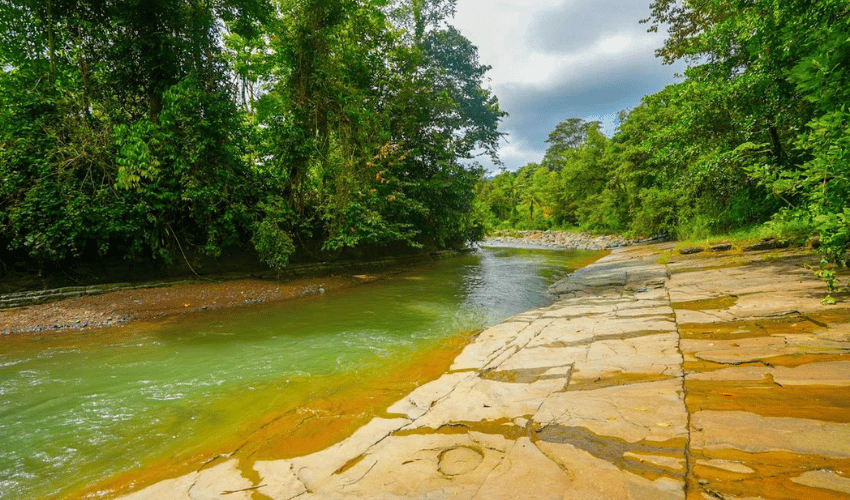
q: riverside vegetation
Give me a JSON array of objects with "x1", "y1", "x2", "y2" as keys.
[{"x1": 0, "y1": 0, "x2": 505, "y2": 278}]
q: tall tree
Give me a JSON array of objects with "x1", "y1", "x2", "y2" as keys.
[
  {"x1": 542, "y1": 118, "x2": 598, "y2": 168},
  {"x1": 0, "y1": 0, "x2": 273, "y2": 264}
]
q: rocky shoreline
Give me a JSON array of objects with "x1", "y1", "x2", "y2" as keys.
[
  {"x1": 114, "y1": 243, "x2": 850, "y2": 500},
  {"x1": 482, "y1": 230, "x2": 648, "y2": 250}
]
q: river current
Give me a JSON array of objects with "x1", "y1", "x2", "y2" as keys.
[{"x1": 0, "y1": 246, "x2": 604, "y2": 499}]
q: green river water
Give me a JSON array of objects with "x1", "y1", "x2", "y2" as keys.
[{"x1": 0, "y1": 246, "x2": 604, "y2": 499}]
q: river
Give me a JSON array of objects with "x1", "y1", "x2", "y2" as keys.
[{"x1": 0, "y1": 246, "x2": 604, "y2": 499}]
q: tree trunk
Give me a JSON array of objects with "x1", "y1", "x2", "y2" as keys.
[
  {"x1": 77, "y1": 24, "x2": 91, "y2": 120},
  {"x1": 46, "y1": 0, "x2": 56, "y2": 80},
  {"x1": 768, "y1": 125, "x2": 783, "y2": 167}
]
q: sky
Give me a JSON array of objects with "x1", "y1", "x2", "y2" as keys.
[{"x1": 451, "y1": 0, "x2": 687, "y2": 172}]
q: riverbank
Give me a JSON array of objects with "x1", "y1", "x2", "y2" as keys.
[
  {"x1": 0, "y1": 252, "x2": 458, "y2": 334},
  {"x1": 0, "y1": 275, "x2": 378, "y2": 334},
  {"x1": 0, "y1": 234, "x2": 620, "y2": 334},
  {"x1": 2, "y1": 246, "x2": 606, "y2": 500},
  {"x1": 114, "y1": 241, "x2": 850, "y2": 500}
]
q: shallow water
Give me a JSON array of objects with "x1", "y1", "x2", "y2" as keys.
[{"x1": 0, "y1": 246, "x2": 603, "y2": 499}]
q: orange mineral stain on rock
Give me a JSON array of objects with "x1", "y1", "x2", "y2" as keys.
[
  {"x1": 758, "y1": 352, "x2": 850, "y2": 369},
  {"x1": 810, "y1": 307, "x2": 850, "y2": 326},
  {"x1": 686, "y1": 379, "x2": 850, "y2": 423},
  {"x1": 480, "y1": 366, "x2": 570, "y2": 384},
  {"x1": 393, "y1": 418, "x2": 529, "y2": 441},
  {"x1": 679, "y1": 313, "x2": 825, "y2": 341},
  {"x1": 533, "y1": 425, "x2": 687, "y2": 482},
  {"x1": 567, "y1": 371, "x2": 675, "y2": 391},
  {"x1": 688, "y1": 448, "x2": 850, "y2": 500},
  {"x1": 682, "y1": 356, "x2": 764, "y2": 373},
  {"x1": 672, "y1": 295, "x2": 738, "y2": 311}
]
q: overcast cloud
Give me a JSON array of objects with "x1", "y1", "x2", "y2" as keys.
[{"x1": 451, "y1": 0, "x2": 687, "y2": 172}]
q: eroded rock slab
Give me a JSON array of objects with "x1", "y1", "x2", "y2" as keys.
[
  {"x1": 409, "y1": 375, "x2": 568, "y2": 429},
  {"x1": 307, "y1": 432, "x2": 511, "y2": 499},
  {"x1": 119, "y1": 460, "x2": 254, "y2": 500},
  {"x1": 471, "y1": 437, "x2": 573, "y2": 500},
  {"x1": 687, "y1": 361, "x2": 850, "y2": 386},
  {"x1": 536, "y1": 379, "x2": 688, "y2": 444},
  {"x1": 791, "y1": 469, "x2": 850, "y2": 494},
  {"x1": 691, "y1": 411, "x2": 850, "y2": 457},
  {"x1": 534, "y1": 440, "x2": 684, "y2": 499}
]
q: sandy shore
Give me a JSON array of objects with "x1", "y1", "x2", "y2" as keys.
[{"x1": 0, "y1": 274, "x2": 380, "y2": 334}]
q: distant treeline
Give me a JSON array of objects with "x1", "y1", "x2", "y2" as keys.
[
  {"x1": 479, "y1": 0, "x2": 848, "y2": 266},
  {"x1": 0, "y1": 0, "x2": 504, "y2": 271}
]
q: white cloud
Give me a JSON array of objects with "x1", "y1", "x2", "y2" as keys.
[
  {"x1": 598, "y1": 34, "x2": 633, "y2": 54},
  {"x1": 498, "y1": 139, "x2": 542, "y2": 166},
  {"x1": 454, "y1": 0, "x2": 560, "y2": 85},
  {"x1": 451, "y1": 0, "x2": 683, "y2": 172}
]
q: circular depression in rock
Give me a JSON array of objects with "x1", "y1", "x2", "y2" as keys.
[{"x1": 437, "y1": 446, "x2": 484, "y2": 476}]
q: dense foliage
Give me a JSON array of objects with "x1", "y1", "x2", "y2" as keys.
[
  {"x1": 0, "y1": 0, "x2": 505, "y2": 271},
  {"x1": 478, "y1": 0, "x2": 849, "y2": 271}
]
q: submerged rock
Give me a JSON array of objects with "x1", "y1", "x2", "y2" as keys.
[
  {"x1": 743, "y1": 237, "x2": 790, "y2": 251},
  {"x1": 679, "y1": 246, "x2": 704, "y2": 255}
]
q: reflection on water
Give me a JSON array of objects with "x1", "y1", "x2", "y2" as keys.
[
  {"x1": 0, "y1": 246, "x2": 603, "y2": 499},
  {"x1": 461, "y1": 247, "x2": 592, "y2": 324}
]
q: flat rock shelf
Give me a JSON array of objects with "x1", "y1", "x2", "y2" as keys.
[{"x1": 117, "y1": 243, "x2": 850, "y2": 500}]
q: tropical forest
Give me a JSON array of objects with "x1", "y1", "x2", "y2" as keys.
[
  {"x1": 477, "y1": 0, "x2": 849, "y2": 270},
  {"x1": 1, "y1": 0, "x2": 848, "y2": 277}
]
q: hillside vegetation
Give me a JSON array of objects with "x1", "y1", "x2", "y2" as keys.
[{"x1": 478, "y1": 0, "x2": 848, "y2": 270}]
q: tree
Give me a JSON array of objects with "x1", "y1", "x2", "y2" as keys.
[
  {"x1": 542, "y1": 118, "x2": 598, "y2": 168},
  {"x1": 514, "y1": 164, "x2": 552, "y2": 228},
  {"x1": 249, "y1": 0, "x2": 505, "y2": 254},
  {"x1": 387, "y1": 0, "x2": 457, "y2": 44},
  {"x1": 0, "y1": 0, "x2": 273, "y2": 264},
  {"x1": 642, "y1": 0, "x2": 849, "y2": 262},
  {"x1": 0, "y1": 0, "x2": 505, "y2": 271},
  {"x1": 480, "y1": 170, "x2": 520, "y2": 225}
]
